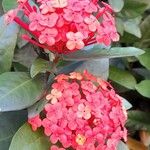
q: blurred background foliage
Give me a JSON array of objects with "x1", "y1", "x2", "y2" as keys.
[{"x1": 108, "y1": 0, "x2": 150, "y2": 149}]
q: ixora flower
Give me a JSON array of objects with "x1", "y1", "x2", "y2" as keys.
[
  {"x1": 28, "y1": 71, "x2": 127, "y2": 150},
  {"x1": 5, "y1": 0, "x2": 119, "y2": 54}
]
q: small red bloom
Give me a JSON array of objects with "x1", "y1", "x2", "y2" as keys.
[{"x1": 28, "y1": 115, "x2": 42, "y2": 131}]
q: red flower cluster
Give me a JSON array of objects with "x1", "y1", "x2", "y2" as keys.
[
  {"x1": 28, "y1": 71, "x2": 127, "y2": 150},
  {"x1": 5, "y1": 0, "x2": 119, "y2": 54}
]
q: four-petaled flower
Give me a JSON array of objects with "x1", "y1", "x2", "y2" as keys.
[
  {"x1": 39, "y1": 28, "x2": 58, "y2": 46},
  {"x1": 46, "y1": 89, "x2": 62, "y2": 104},
  {"x1": 66, "y1": 32, "x2": 84, "y2": 50},
  {"x1": 77, "y1": 103, "x2": 91, "y2": 120},
  {"x1": 28, "y1": 115, "x2": 42, "y2": 131}
]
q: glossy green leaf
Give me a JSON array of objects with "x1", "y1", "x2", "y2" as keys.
[
  {"x1": 0, "y1": 111, "x2": 27, "y2": 150},
  {"x1": 108, "y1": 0, "x2": 124, "y2": 12},
  {"x1": 57, "y1": 61, "x2": 84, "y2": 75},
  {"x1": 140, "y1": 16, "x2": 150, "y2": 38},
  {"x1": 9, "y1": 123, "x2": 50, "y2": 150},
  {"x1": 62, "y1": 45, "x2": 144, "y2": 61},
  {"x1": 2, "y1": 0, "x2": 17, "y2": 12},
  {"x1": 0, "y1": 16, "x2": 19, "y2": 74},
  {"x1": 28, "y1": 99, "x2": 47, "y2": 118},
  {"x1": 109, "y1": 66, "x2": 137, "y2": 90},
  {"x1": 135, "y1": 80, "x2": 150, "y2": 98},
  {"x1": 116, "y1": 17, "x2": 124, "y2": 35},
  {"x1": 124, "y1": 17, "x2": 142, "y2": 38},
  {"x1": 133, "y1": 68, "x2": 150, "y2": 79},
  {"x1": 127, "y1": 111, "x2": 150, "y2": 131},
  {"x1": 120, "y1": 32, "x2": 139, "y2": 44},
  {"x1": 17, "y1": 29, "x2": 29, "y2": 48},
  {"x1": 0, "y1": 72, "x2": 43, "y2": 112},
  {"x1": 2, "y1": 0, "x2": 37, "y2": 12},
  {"x1": 76, "y1": 59, "x2": 109, "y2": 80},
  {"x1": 13, "y1": 62, "x2": 28, "y2": 72},
  {"x1": 14, "y1": 44, "x2": 38, "y2": 68},
  {"x1": 117, "y1": 141, "x2": 129, "y2": 150},
  {"x1": 122, "y1": 0, "x2": 147, "y2": 18},
  {"x1": 122, "y1": 98, "x2": 132, "y2": 110},
  {"x1": 138, "y1": 16, "x2": 150, "y2": 48},
  {"x1": 138, "y1": 50, "x2": 150, "y2": 70},
  {"x1": 30, "y1": 58, "x2": 52, "y2": 78}
]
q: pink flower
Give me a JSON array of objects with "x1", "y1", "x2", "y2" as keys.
[
  {"x1": 6, "y1": 0, "x2": 120, "y2": 54},
  {"x1": 81, "y1": 80, "x2": 97, "y2": 93},
  {"x1": 46, "y1": 89, "x2": 62, "y2": 104},
  {"x1": 66, "y1": 32, "x2": 84, "y2": 50},
  {"x1": 68, "y1": 0, "x2": 88, "y2": 11},
  {"x1": 63, "y1": 9, "x2": 83, "y2": 23},
  {"x1": 77, "y1": 103, "x2": 91, "y2": 120},
  {"x1": 17, "y1": 0, "x2": 27, "y2": 2},
  {"x1": 55, "y1": 74, "x2": 69, "y2": 82},
  {"x1": 40, "y1": 1, "x2": 55, "y2": 14},
  {"x1": 76, "y1": 23, "x2": 89, "y2": 38},
  {"x1": 96, "y1": 12, "x2": 120, "y2": 45},
  {"x1": 17, "y1": 0, "x2": 27, "y2": 6},
  {"x1": 45, "y1": 103, "x2": 63, "y2": 120},
  {"x1": 51, "y1": 145, "x2": 65, "y2": 150},
  {"x1": 69, "y1": 72, "x2": 83, "y2": 80},
  {"x1": 50, "y1": 0, "x2": 68, "y2": 8},
  {"x1": 39, "y1": 28, "x2": 58, "y2": 46},
  {"x1": 5, "y1": 9, "x2": 18, "y2": 24},
  {"x1": 42, "y1": 118, "x2": 53, "y2": 136},
  {"x1": 29, "y1": 12, "x2": 44, "y2": 31},
  {"x1": 40, "y1": 13, "x2": 59, "y2": 28},
  {"x1": 84, "y1": 2, "x2": 98, "y2": 13},
  {"x1": 28, "y1": 71, "x2": 127, "y2": 150},
  {"x1": 84, "y1": 15, "x2": 99, "y2": 32},
  {"x1": 28, "y1": 115, "x2": 42, "y2": 131}
]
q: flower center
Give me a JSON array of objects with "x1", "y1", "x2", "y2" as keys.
[{"x1": 76, "y1": 134, "x2": 86, "y2": 145}]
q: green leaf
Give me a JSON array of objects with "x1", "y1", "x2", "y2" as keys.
[
  {"x1": 138, "y1": 16, "x2": 150, "y2": 48},
  {"x1": 0, "y1": 111, "x2": 27, "y2": 150},
  {"x1": 2, "y1": 0, "x2": 38, "y2": 12},
  {"x1": 123, "y1": 17, "x2": 142, "y2": 38},
  {"x1": 9, "y1": 123, "x2": 50, "y2": 150},
  {"x1": 14, "y1": 44, "x2": 38, "y2": 68},
  {"x1": 28, "y1": 99, "x2": 47, "y2": 118},
  {"x1": 127, "y1": 110, "x2": 150, "y2": 131},
  {"x1": 0, "y1": 72, "x2": 43, "y2": 112},
  {"x1": 30, "y1": 58, "x2": 52, "y2": 78},
  {"x1": 57, "y1": 61, "x2": 83, "y2": 75},
  {"x1": 76, "y1": 59, "x2": 109, "y2": 80},
  {"x1": 62, "y1": 45, "x2": 144, "y2": 61},
  {"x1": 122, "y1": 98, "x2": 132, "y2": 110},
  {"x1": 138, "y1": 50, "x2": 150, "y2": 70},
  {"x1": 133, "y1": 68, "x2": 150, "y2": 79},
  {"x1": 116, "y1": 17, "x2": 124, "y2": 35},
  {"x1": 17, "y1": 28, "x2": 29, "y2": 49},
  {"x1": 109, "y1": 66, "x2": 137, "y2": 90},
  {"x1": 0, "y1": 16, "x2": 19, "y2": 74},
  {"x1": 135, "y1": 80, "x2": 150, "y2": 98},
  {"x1": 120, "y1": 32, "x2": 139, "y2": 44},
  {"x1": 140, "y1": 16, "x2": 150, "y2": 38},
  {"x1": 108, "y1": 0, "x2": 124, "y2": 12},
  {"x1": 122, "y1": 0, "x2": 147, "y2": 18},
  {"x1": 117, "y1": 141, "x2": 129, "y2": 150},
  {"x1": 13, "y1": 62, "x2": 28, "y2": 72},
  {"x1": 2, "y1": 0, "x2": 17, "y2": 12}
]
